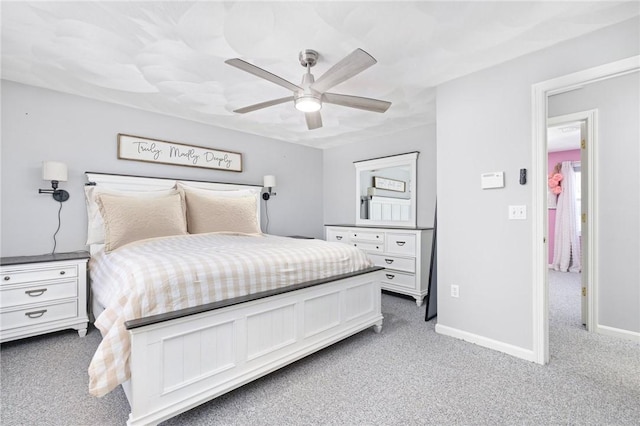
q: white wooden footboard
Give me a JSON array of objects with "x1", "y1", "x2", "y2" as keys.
[{"x1": 125, "y1": 269, "x2": 383, "y2": 426}]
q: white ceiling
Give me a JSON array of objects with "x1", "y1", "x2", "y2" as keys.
[{"x1": 2, "y1": 1, "x2": 637, "y2": 149}]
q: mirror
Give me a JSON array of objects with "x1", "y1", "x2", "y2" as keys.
[{"x1": 354, "y1": 152, "x2": 418, "y2": 227}]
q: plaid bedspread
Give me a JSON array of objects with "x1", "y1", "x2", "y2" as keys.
[{"x1": 88, "y1": 233, "x2": 372, "y2": 397}]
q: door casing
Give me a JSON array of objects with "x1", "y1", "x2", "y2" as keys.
[{"x1": 531, "y1": 55, "x2": 639, "y2": 364}]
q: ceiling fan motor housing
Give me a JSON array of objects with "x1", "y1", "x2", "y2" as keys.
[{"x1": 299, "y1": 49, "x2": 318, "y2": 67}]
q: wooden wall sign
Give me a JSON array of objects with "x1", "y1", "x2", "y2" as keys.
[{"x1": 117, "y1": 134, "x2": 242, "y2": 172}]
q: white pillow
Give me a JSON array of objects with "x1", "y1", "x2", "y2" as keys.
[
  {"x1": 176, "y1": 183, "x2": 258, "y2": 198},
  {"x1": 84, "y1": 186, "x2": 180, "y2": 245},
  {"x1": 96, "y1": 192, "x2": 187, "y2": 252}
]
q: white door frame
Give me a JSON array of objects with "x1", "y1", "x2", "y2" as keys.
[
  {"x1": 547, "y1": 110, "x2": 597, "y2": 331},
  {"x1": 531, "y1": 55, "x2": 640, "y2": 364}
]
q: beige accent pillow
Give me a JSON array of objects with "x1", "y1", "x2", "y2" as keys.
[
  {"x1": 184, "y1": 190, "x2": 261, "y2": 234},
  {"x1": 96, "y1": 192, "x2": 187, "y2": 252},
  {"x1": 85, "y1": 186, "x2": 179, "y2": 245}
]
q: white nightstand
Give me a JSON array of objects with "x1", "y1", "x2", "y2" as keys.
[{"x1": 0, "y1": 251, "x2": 90, "y2": 343}]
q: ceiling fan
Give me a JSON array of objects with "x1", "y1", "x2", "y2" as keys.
[{"x1": 225, "y1": 48, "x2": 391, "y2": 130}]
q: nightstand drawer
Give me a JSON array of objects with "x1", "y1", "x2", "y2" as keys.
[
  {"x1": 0, "y1": 280, "x2": 78, "y2": 308},
  {"x1": 1, "y1": 300, "x2": 78, "y2": 331},
  {"x1": 368, "y1": 254, "x2": 415, "y2": 273},
  {"x1": 351, "y1": 231, "x2": 384, "y2": 243},
  {"x1": 326, "y1": 229, "x2": 350, "y2": 244},
  {"x1": 381, "y1": 271, "x2": 415, "y2": 290},
  {"x1": 385, "y1": 233, "x2": 417, "y2": 255},
  {"x1": 2, "y1": 266, "x2": 78, "y2": 285},
  {"x1": 351, "y1": 241, "x2": 383, "y2": 253}
]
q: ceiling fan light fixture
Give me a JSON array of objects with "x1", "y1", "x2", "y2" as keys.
[{"x1": 295, "y1": 95, "x2": 322, "y2": 113}]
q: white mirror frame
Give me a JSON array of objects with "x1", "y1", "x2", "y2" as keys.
[{"x1": 354, "y1": 152, "x2": 418, "y2": 227}]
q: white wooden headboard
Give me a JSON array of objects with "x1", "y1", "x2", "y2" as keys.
[{"x1": 85, "y1": 171, "x2": 264, "y2": 221}]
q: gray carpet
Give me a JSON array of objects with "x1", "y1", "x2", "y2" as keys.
[{"x1": 1, "y1": 271, "x2": 639, "y2": 425}]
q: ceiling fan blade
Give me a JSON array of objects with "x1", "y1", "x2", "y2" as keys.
[
  {"x1": 233, "y1": 96, "x2": 294, "y2": 114},
  {"x1": 225, "y1": 58, "x2": 302, "y2": 93},
  {"x1": 305, "y1": 111, "x2": 323, "y2": 130},
  {"x1": 310, "y1": 48, "x2": 377, "y2": 93},
  {"x1": 323, "y1": 93, "x2": 391, "y2": 113}
]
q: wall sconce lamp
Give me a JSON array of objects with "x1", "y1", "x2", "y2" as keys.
[
  {"x1": 262, "y1": 175, "x2": 277, "y2": 200},
  {"x1": 39, "y1": 161, "x2": 70, "y2": 202}
]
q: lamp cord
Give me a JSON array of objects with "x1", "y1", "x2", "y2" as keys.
[
  {"x1": 264, "y1": 199, "x2": 270, "y2": 234},
  {"x1": 52, "y1": 200, "x2": 62, "y2": 254}
]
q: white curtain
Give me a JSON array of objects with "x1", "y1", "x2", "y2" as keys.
[{"x1": 552, "y1": 161, "x2": 581, "y2": 272}]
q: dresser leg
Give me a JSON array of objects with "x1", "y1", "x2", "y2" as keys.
[
  {"x1": 415, "y1": 296, "x2": 424, "y2": 307},
  {"x1": 373, "y1": 320, "x2": 383, "y2": 334},
  {"x1": 77, "y1": 328, "x2": 87, "y2": 338}
]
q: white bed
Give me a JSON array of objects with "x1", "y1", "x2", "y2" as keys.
[{"x1": 84, "y1": 172, "x2": 384, "y2": 426}]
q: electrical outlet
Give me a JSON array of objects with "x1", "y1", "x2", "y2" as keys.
[{"x1": 451, "y1": 285, "x2": 459, "y2": 298}]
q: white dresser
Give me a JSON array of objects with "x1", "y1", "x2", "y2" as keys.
[
  {"x1": 325, "y1": 226, "x2": 433, "y2": 306},
  {"x1": 0, "y1": 252, "x2": 90, "y2": 342}
]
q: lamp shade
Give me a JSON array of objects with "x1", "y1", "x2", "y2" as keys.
[
  {"x1": 42, "y1": 161, "x2": 68, "y2": 182},
  {"x1": 263, "y1": 175, "x2": 276, "y2": 188}
]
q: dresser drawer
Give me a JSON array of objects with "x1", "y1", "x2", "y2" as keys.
[
  {"x1": 0, "y1": 280, "x2": 78, "y2": 309},
  {"x1": 351, "y1": 231, "x2": 384, "y2": 243},
  {"x1": 368, "y1": 254, "x2": 415, "y2": 273},
  {"x1": 326, "y1": 229, "x2": 350, "y2": 244},
  {"x1": 351, "y1": 241, "x2": 384, "y2": 253},
  {"x1": 385, "y1": 233, "x2": 417, "y2": 255},
  {"x1": 381, "y1": 271, "x2": 415, "y2": 290},
  {"x1": 0, "y1": 300, "x2": 78, "y2": 331},
  {"x1": 1, "y1": 265, "x2": 78, "y2": 285}
]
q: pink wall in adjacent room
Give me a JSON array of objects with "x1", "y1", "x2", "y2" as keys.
[{"x1": 548, "y1": 149, "x2": 581, "y2": 264}]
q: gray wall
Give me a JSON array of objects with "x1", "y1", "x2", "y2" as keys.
[
  {"x1": 323, "y1": 123, "x2": 437, "y2": 228},
  {"x1": 436, "y1": 17, "x2": 639, "y2": 350},
  {"x1": 549, "y1": 72, "x2": 640, "y2": 334},
  {"x1": 1, "y1": 81, "x2": 324, "y2": 257}
]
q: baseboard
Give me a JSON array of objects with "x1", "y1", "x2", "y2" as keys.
[
  {"x1": 435, "y1": 324, "x2": 536, "y2": 362},
  {"x1": 596, "y1": 324, "x2": 640, "y2": 343}
]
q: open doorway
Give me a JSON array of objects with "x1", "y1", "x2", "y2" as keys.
[
  {"x1": 532, "y1": 56, "x2": 640, "y2": 364},
  {"x1": 547, "y1": 116, "x2": 587, "y2": 331}
]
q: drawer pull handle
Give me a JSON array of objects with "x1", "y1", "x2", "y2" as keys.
[
  {"x1": 336, "y1": 236, "x2": 343, "y2": 241},
  {"x1": 396, "y1": 241, "x2": 406, "y2": 246},
  {"x1": 384, "y1": 259, "x2": 394, "y2": 264},
  {"x1": 25, "y1": 289, "x2": 48, "y2": 297},
  {"x1": 25, "y1": 309, "x2": 47, "y2": 319},
  {"x1": 376, "y1": 246, "x2": 379, "y2": 249},
  {"x1": 3, "y1": 276, "x2": 9, "y2": 281},
  {"x1": 385, "y1": 274, "x2": 395, "y2": 280},
  {"x1": 59, "y1": 271, "x2": 66, "y2": 275}
]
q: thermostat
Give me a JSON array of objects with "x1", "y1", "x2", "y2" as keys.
[{"x1": 481, "y1": 172, "x2": 505, "y2": 189}]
